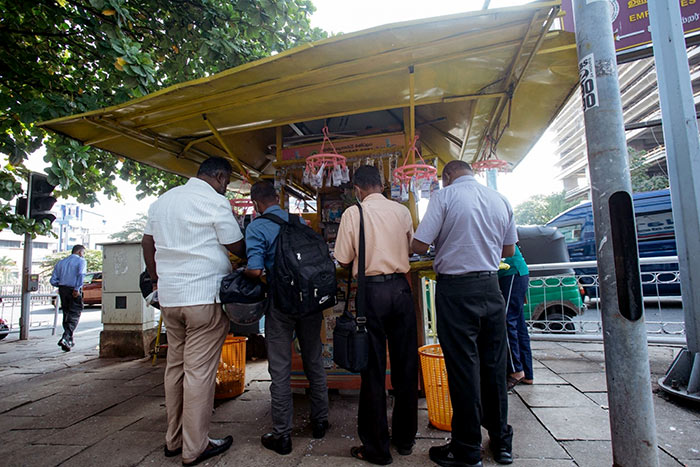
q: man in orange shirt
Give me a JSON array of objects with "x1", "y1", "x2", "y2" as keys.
[{"x1": 334, "y1": 165, "x2": 418, "y2": 465}]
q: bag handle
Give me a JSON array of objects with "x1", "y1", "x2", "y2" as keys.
[{"x1": 342, "y1": 204, "x2": 366, "y2": 326}]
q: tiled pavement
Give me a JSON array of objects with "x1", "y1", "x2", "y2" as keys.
[{"x1": 1, "y1": 332, "x2": 699, "y2": 466}]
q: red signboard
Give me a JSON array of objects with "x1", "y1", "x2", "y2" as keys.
[{"x1": 560, "y1": 0, "x2": 700, "y2": 53}]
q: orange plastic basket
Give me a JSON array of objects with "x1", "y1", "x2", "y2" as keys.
[
  {"x1": 419, "y1": 344, "x2": 452, "y2": 431},
  {"x1": 215, "y1": 335, "x2": 247, "y2": 399}
]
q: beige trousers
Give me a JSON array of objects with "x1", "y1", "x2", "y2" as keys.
[{"x1": 161, "y1": 303, "x2": 229, "y2": 462}]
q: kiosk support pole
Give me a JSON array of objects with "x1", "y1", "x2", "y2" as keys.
[{"x1": 573, "y1": 1, "x2": 659, "y2": 465}]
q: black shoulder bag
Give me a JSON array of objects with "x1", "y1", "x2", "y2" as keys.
[{"x1": 332, "y1": 204, "x2": 369, "y2": 373}]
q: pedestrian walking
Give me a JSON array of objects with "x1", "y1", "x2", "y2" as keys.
[{"x1": 50, "y1": 244, "x2": 87, "y2": 352}]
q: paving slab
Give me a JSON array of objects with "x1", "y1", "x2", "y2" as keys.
[
  {"x1": 42, "y1": 415, "x2": 137, "y2": 446},
  {"x1": 211, "y1": 397, "x2": 270, "y2": 424},
  {"x1": 532, "y1": 358, "x2": 546, "y2": 369},
  {"x1": 541, "y1": 358, "x2": 605, "y2": 374},
  {"x1": 97, "y1": 394, "x2": 165, "y2": 418},
  {"x1": 62, "y1": 429, "x2": 164, "y2": 467},
  {"x1": 1, "y1": 442, "x2": 85, "y2": 466},
  {"x1": 526, "y1": 367, "x2": 567, "y2": 385},
  {"x1": 558, "y1": 343, "x2": 604, "y2": 353},
  {"x1": 579, "y1": 351, "x2": 606, "y2": 363},
  {"x1": 124, "y1": 412, "x2": 168, "y2": 433},
  {"x1": 1, "y1": 427, "x2": 60, "y2": 444},
  {"x1": 654, "y1": 394, "x2": 700, "y2": 422},
  {"x1": 656, "y1": 419, "x2": 700, "y2": 461},
  {"x1": 516, "y1": 385, "x2": 598, "y2": 408},
  {"x1": 562, "y1": 440, "x2": 683, "y2": 466},
  {"x1": 532, "y1": 406, "x2": 611, "y2": 440},
  {"x1": 560, "y1": 372, "x2": 608, "y2": 392},
  {"x1": 6, "y1": 393, "x2": 122, "y2": 429},
  {"x1": 509, "y1": 396, "x2": 570, "y2": 460},
  {"x1": 583, "y1": 392, "x2": 608, "y2": 407},
  {"x1": 532, "y1": 347, "x2": 583, "y2": 361},
  {"x1": 530, "y1": 341, "x2": 567, "y2": 350}
]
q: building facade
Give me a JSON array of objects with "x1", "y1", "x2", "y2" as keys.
[{"x1": 551, "y1": 47, "x2": 700, "y2": 201}]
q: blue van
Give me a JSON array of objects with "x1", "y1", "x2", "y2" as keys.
[{"x1": 546, "y1": 189, "x2": 679, "y2": 297}]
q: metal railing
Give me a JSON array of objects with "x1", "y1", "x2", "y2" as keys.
[
  {"x1": 421, "y1": 256, "x2": 685, "y2": 345},
  {"x1": 0, "y1": 286, "x2": 60, "y2": 336}
]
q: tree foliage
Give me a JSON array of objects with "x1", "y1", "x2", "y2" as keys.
[
  {"x1": 39, "y1": 249, "x2": 103, "y2": 276},
  {"x1": 1, "y1": 0, "x2": 326, "y2": 235},
  {"x1": 109, "y1": 213, "x2": 147, "y2": 242},
  {"x1": 628, "y1": 147, "x2": 670, "y2": 193},
  {"x1": 514, "y1": 191, "x2": 577, "y2": 226}
]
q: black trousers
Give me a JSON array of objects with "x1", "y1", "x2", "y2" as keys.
[
  {"x1": 435, "y1": 275, "x2": 512, "y2": 463},
  {"x1": 58, "y1": 286, "x2": 83, "y2": 342},
  {"x1": 358, "y1": 276, "x2": 418, "y2": 461}
]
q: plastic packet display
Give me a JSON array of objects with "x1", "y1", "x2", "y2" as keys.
[
  {"x1": 332, "y1": 164, "x2": 343, "y2": 186},
  {"x1": 311, "y1": 163, "x2": 325, "y2": 189},
  {"x1": 303, "y1": 166, "x2": 311, "y2": 186}
]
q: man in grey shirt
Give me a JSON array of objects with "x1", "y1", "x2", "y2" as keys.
[{"x1": 413, "y1": 160, "x2": 516, "y2": 467}]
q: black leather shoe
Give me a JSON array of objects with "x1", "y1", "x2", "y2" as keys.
[
  {"x1": 58, "y1": 338, "x2": 71, "y2": 352},
  {"x1": 312, "y1": 420, "x2": 329, "y2": 439},
  {"x1": 392, "y1": 441, "x2": 414, "y2": 456},
  {"x1": 261, "y1": 433, "x2": 292, "y2": 455},
  {"x1": 493, "y1": 447, "x2": 513, "y2": 465},
  {"x1": 182, "y1": 436, "x2": 233, "y2": 466},
  {"x1": 164, "y1": 445, "x2": 182, "y2": 457},
  {"x1": 428, "y1": 444, "x2": 482, "y2": 467}
]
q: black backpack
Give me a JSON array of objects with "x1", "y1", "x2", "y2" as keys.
[{"x1": 259, "y1": 213, "x2": 338, "y2": 316}]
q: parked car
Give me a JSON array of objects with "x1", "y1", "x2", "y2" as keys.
[
  {"x1": 82, "y1": 272, "x2": 102, "y2": 306},
  {"x1": 546, "y1": 189, "x2": 679, "y2": 297},
  {"x1": 517, "y1": 226, "x2": 586, "y2": 333}
]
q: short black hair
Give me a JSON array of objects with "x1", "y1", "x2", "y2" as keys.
[
  {"x1": 197, "y1": 157, "x2": 233, "y2": 178},
  {"x1": 443, "y1": 160, "x2": 472, "y2": 178},
  {"x1": 352, "y1": 165, "x2": 383, "y2": 189},
  {"x1": 72, "y1": 245, "x2": 85, "y2": 254},
  {"x1": 250, "y1": 181, "x2": 278, "y2": 203}
]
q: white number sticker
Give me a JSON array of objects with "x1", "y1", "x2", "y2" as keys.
[{"x1": 579, "y1": 54, "x2": 599, "y2": 112}]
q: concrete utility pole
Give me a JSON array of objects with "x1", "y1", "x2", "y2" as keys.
[
  {"x1": 572, "y1": 1, "x2": 659, "y2": 466},
  {"x1": 648, "y1": 0, "x2": 700, "y2": 402}
]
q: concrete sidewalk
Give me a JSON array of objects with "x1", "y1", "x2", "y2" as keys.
[{"x1": 1, "y1": 331, "x2": 698, "y2": 467}]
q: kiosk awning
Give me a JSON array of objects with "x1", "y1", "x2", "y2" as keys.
[{"x1": 39, "y1": 1, "x2": 578, "y2": 180}]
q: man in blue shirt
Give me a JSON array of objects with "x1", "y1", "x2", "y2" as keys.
[
  {"x1": 243, "y1": 181, "x2": 329, "y2": 456},
  {"x1": 50, "y1": 244, "x2": 87, "y2": 352}
]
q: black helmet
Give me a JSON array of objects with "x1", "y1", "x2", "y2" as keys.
[
  {"x1": 139, "y1": 269, "x2": 160, "y2": 309},
  {"x1": 220, "y1": 269, "x2": 267, "y2": 325}
]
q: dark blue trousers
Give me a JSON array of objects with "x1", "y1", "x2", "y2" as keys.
[{"x1": 498, "y1": 274, "x2": 533, "y2": 380}]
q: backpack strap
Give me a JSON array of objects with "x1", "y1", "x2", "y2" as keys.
[{"x1": 258, "y1": 213, "x2": 287, "y2": 225}]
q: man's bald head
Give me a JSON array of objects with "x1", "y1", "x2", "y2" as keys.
[{"x1": 442, "y1": 160, "x2": 473, "y2": 186}]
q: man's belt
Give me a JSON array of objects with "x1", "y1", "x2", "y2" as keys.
[
  {"x1": 436, "y1": 271, "x2": 496, "y2": 280},
  {"x1": 365, "y1": 273, "x2": 404, "y2": 283}
]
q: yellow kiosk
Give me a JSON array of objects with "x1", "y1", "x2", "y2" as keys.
[{"x1": 40, "y1": 2, "x2": 579, "y2": 388}]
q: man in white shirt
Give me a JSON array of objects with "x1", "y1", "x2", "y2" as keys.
[{"x1": 142, "y1": 157, "x2": 245, "y2": 466}]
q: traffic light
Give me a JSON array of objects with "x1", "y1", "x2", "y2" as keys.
[{"x1": 15, "y1": 173, "x2": 57, "y2": 224}]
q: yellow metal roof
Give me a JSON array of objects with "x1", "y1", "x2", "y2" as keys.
[{"x1": 39, "y1": 1, "x2": 578, "y2": 180}]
